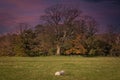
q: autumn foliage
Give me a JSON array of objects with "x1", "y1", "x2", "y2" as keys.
[{"x1": 65, "y1": 35, "x2": 86, "y2": 55}]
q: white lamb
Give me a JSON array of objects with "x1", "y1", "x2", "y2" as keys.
[
  {"x1": 55, "y1": 71, "x2": 61, "y2": 76},
  {"x1": 55, "y1": 70, "x2": 65, "y2": 76}
]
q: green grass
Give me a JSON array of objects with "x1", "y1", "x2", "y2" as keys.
[{"x1": 0, "y1": 56, "x2": 120, "y2": 80}]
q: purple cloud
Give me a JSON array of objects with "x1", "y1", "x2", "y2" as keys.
[{"x1": 0, "y1": 0, "x2": 120, "y2": 34}]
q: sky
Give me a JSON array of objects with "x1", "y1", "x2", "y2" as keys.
[{"x1": 0, "y1": 0, "x2": 120, "y2": 34}]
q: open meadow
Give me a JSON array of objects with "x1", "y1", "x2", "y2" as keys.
[{"x1": 0, "y1": 56, "x2": 120, "y2": 80}]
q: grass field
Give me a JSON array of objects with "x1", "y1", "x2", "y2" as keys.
[{"x1": 0, "y1": 56, "x2": 120, "y2": 80}]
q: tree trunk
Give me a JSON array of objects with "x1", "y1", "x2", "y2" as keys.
[{"x1": 56, "y1": 44, "x2": 61, "y2": 55}]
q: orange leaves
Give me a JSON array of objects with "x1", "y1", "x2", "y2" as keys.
[
  {"x1": 65, "y1": 34, "x2": 86, "y2": 55},
  {"x1": 65, "y1": 46, "x2": 86, "y2": 55}
]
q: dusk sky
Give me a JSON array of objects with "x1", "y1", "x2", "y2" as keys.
[{"x1": 0, "y1": 0, "x2": 120, "y2": 34}]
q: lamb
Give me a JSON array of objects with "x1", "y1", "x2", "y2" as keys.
[{"x1": 55, "y1": 70, "x2": 65, "y2": 76}]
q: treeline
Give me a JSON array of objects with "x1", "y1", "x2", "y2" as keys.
[{"x1": 0, "y1": 4, "x2": 120, "y2": 57}]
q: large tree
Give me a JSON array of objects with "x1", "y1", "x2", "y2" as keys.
[{"x1": 41, "y1": 4, "x2": 81, "y2": 55}]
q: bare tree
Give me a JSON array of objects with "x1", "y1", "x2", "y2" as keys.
[
  {"x1": 73, "y1": 15, "x2": 98, "y2": 55},
  {"x1": 41, "y1": 4, "x2": 81, "y2": 55},
  {"x1": 18, "y1": 23, "x2": 30, "y2": 34}
]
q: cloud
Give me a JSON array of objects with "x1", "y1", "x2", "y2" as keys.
[
  {"x1": 0, "y1": 0, "x2": 120, "y2": 33},
  {"x1": 0, "y1": 0, "x2": 49, "y2": 33},
  {"x1": 0, "y1": 11, "x2": 17, "y2": 34},
  {"x1": 75, "y1": 0, "x2": 120, "y2": 33}
]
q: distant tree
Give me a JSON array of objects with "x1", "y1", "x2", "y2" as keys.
[
  {"x1": 0, "y1": 34, "x2": 16, "y2": 56},
  {"x1": 105, "y1": 25, "x2": 120, "y2": 56},
  {"x1": 74, "y1": 16, "x2": 98, "y2": 55},
  {"x1": 12, "y1": 34, "x2": 25, "y2": 56},
  {"x1": 41, "y1": 4, "x2": 82, "y2": 55},
  {"x1": 95, "y1": 39, "x2": 112, "y2": 56},
  {"x1": 34, "y1": 24, "x2": 55, "y2": 55},
  {"x1": 17, "y1": 23, "x2": 38, "y2": 56}
]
